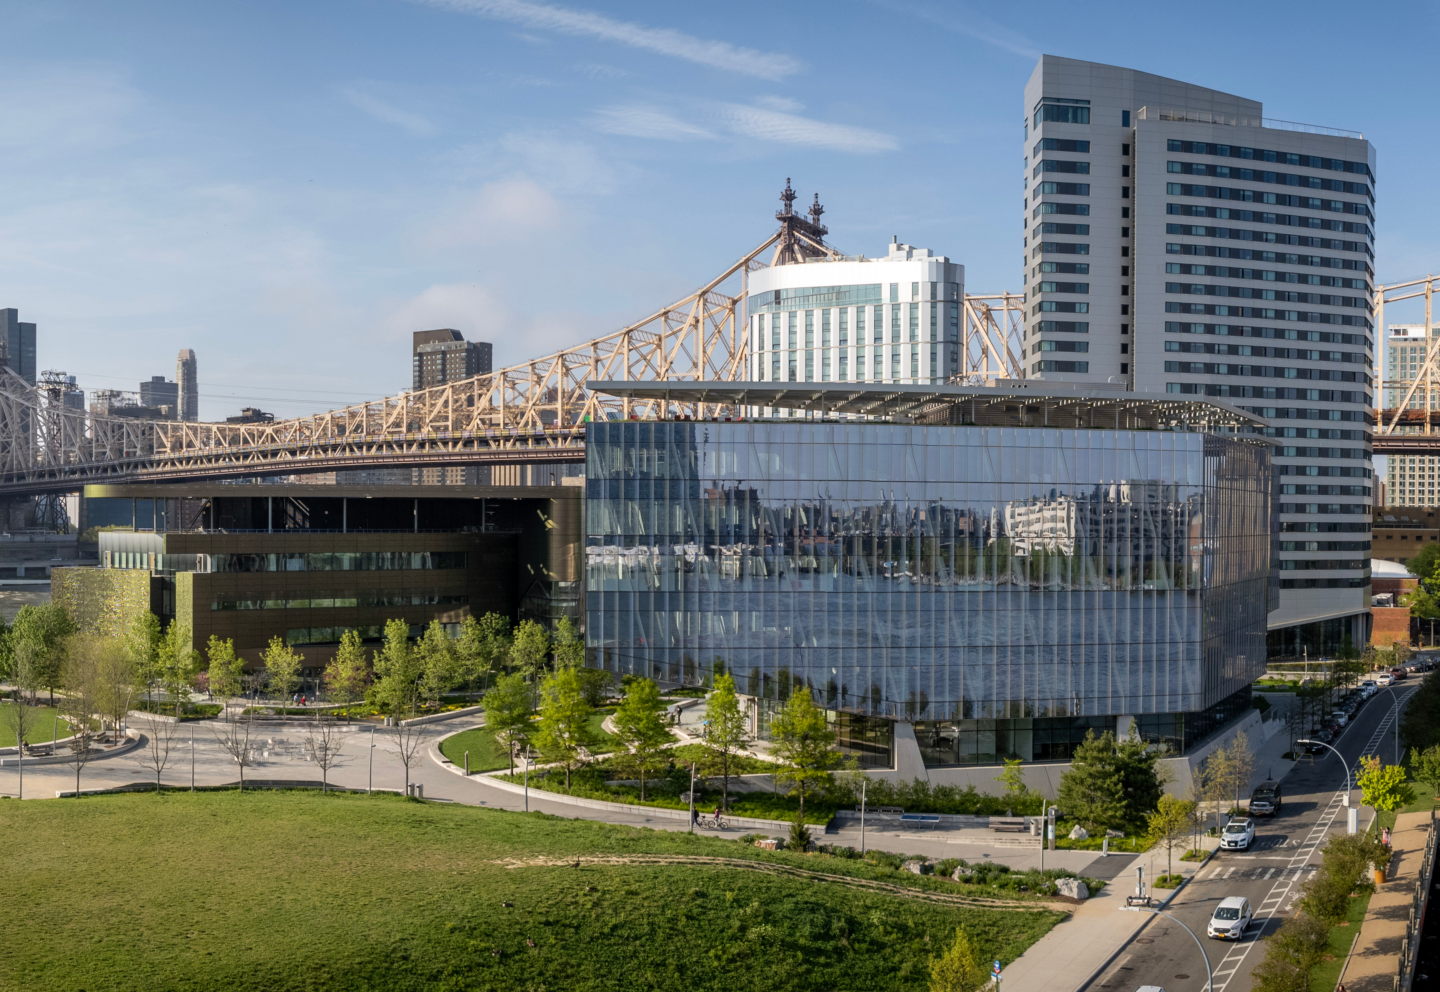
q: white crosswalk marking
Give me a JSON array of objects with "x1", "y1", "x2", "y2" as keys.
[{"x1": 1203, "y1": 684, "x2": 1417, "y2": 992}]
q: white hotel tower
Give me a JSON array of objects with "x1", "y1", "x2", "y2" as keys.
[
  {"x1": 747, "y1": 183, "x2": 963, "y2": 389},
  {"x1": 1023, "y1": 56, "x2": 1377, "y2": 657}
]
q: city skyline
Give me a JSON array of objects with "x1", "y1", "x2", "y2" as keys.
[{"x1": 1, "y1": 1, "x2": 1436, "y2": 421}]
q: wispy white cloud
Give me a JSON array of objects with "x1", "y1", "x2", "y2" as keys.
[
  {"x1": 754, "y1": 95, "x2": 804, "y2": 114},
  {"x1": 0, "y1": 65, "x2": 140, "y2": 156},
  {"x1": 720, "y1": 104, "x2": 898, "y2": 153},
  {"x1": 591, "y1": 105, "x2": 715, "y2": 142},
  {"x1": 338, "y1": 86, "x2": 437, "y2": 135},
  {"x1": 413, "y1": 0, "x2": 803, "y2": 80},
  {"x1": 873, "y1": 0, "x2": 1040, "y2": 60}
]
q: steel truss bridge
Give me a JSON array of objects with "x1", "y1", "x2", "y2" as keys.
[{"x1": 0, "y1": 216, "x2": 1025, "y2": 497}]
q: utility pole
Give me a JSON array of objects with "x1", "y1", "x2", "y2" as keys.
[
  {"x1": 859, "y1": 779, "x2": 867, "y2": 855},
  {"x1": 368, "y1": 725, "x2": 375, "y2": 794}
]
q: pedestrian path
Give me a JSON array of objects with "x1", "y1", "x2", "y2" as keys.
[
  {"x1": 996, "y1": 855, "x2": 1146, "y2": 992},
  {"x1": 1339, "y1": 809, "x2": 1434, "y2": 992}
]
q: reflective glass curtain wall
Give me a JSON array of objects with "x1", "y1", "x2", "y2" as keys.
[{"x1": 585, "y1": 420, "x2": 1270, "y2": 723}]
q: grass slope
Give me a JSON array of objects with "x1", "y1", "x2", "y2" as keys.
[
  {"x1": 0, "y1": 791, "x2": 1061, "y2": 992},
  {"x1": 0, "y1": 704, "x2": 72, "y2": 746}
]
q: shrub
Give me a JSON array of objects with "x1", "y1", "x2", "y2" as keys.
[{"x1": 788, "y1": 814, "x2": 812, "y2": 852}]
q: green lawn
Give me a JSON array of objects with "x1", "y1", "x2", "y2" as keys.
[
  {"x1": 439, "y1": 724, "x2": 513, "y2": 772},
  {"x1": 0, "y1": 704, "x2": 73, "y2": 747},
  {"x1": 0, "y1": 791, "x2": 1064, "y2": 992}
]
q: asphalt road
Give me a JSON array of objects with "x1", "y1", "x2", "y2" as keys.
[{"x1": 1084, "y1": 679, "x2": 1417, "y2": 992}]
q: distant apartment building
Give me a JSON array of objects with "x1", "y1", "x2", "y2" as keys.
[
  {"x1": 140, "y1": 376, "x2": 179, "y2": 414},
  {"x1": 176, "y1": 349, "x2": 198, "y2": 422},
  {"x1": 412, "y1": 329, "x2": 492, "y2": 391},
  {"x1": 0, "y1": 309, "x2": 37, "y2": 385},
  {"x1": 412, "y1": 329, "x2": 493, "y2": 485},
  {"x1": 1022, "y1": 55, "x2": 1377, "y2": 657},
  {"x1": 1384, "y1": 325, "x2": 1436, "y2": 410}
]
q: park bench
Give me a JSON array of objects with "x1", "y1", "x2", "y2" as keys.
[
  {"x1": 990, "y1": 817, "x2": 1027, "y2": 832},
  {"x1": 899, "y1": 814, "x2": 941, "y2": 830}
]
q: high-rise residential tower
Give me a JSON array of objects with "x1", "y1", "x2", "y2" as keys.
[
  {"x1": 1022, "y1": 56, "x2": 1376, "y2": 656},
  {"x1": 176, "y1": 349, "x2": 198, "y2": 421},
  {"x1": 139, "y1": 375, "x2": 179, "y2": 413},
  {"x1": 0, "y1": 309, "x2": 37, "y2": 385},
  {"x1": 412, "y1": 329, "x2": 492, "y2": 391}
]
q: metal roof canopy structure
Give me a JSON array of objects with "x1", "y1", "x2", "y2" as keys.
[{"x1": 587, "y1": 380, "x2": 1271, "y2": 439}]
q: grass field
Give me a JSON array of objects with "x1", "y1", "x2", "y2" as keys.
[
  {"x1": 0, "y1": 704, "x2": 72, "y2": 747},
  {"x1": 0, "y1": 791, "x2": 1063, "y2": 992}
]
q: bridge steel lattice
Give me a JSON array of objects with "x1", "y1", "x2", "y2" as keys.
[{"x1": 0, "y1": 223, "x2": 1024, "y2": 497}]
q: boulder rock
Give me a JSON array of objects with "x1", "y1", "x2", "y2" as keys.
[
  {"x1": 902, "y1": 860, "x2": 930, "y2": 875},
  {"x1": 951, "y1": 865, "x2": 973, "y2": 881},
  {"x1": 1068, "y1": 825, "x2": 1089, "y2": 840},
  {"x1": 1105, "y1": 829, "x2": 1125, "y2": 839},
  {"x1": 1055, "y1": 878, "x2": 1090, "y2": 900}
]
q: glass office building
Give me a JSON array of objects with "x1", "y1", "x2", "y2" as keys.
[{"x1": 584, "y1": 384, "x2": 1273, "y2": 765}]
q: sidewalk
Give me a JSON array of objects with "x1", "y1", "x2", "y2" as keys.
[
  {"x1": 998, "y1": 847, "x2": 1211, "y2": 992},
  {"x1": 1338, "y1": 809, "x2": 1434, "y2": 992}
]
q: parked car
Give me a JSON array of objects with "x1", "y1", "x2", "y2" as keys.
[
  {"x1": 1249, "y1": 781, "x2": 1283, "y2": 816},
  {"x1": 1376, "y1": 673, "x2": 1394, "y2": 686},
  {"x1": 1221, "y1": 817, "x2": 1255, "y2": 850},
  {"x1": 1208, "y1": 896, "x2": 1254, "y2": 939},
  {"x1": 1332, "y1": 712, "x2": 1348, "y2": 728},
  {"x1": 1360, "y1": 679, "x2": 1377, "y2": 694},
  {"x1": 1392, "y1": 668, "x2": 1409, "y2": 682}
]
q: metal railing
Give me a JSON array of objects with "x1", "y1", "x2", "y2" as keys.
[
  {"x1": 1134, "y1": 106, "x2": 1362, "y2": 139},
  {"x1": 1397, "y1": 805, "x2": 1438, "y2": 992}
]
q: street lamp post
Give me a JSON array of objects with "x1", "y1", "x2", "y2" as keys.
[
  {"x1": 1119, "y1": 906, "x2": 1214, "y2": 992},
  {"x1": 368, "y1": 725, "x2": 375, "y2": 794},
  {"x1": 1040, "y1": 804, "x2": 1057, "y2": 871},
  {"x1": 1295, "y1": 738, "x2": 1354, "y2": 798},
  {"x1": 523, "y1": 746, "x2": 533, "y2": 812},
  {"x1": 859, "y1": 779, "x2": 867, "y2": 856}
]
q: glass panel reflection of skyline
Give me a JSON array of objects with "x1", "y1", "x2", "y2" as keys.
[{"x1": 584, "y1": 420, "x2": 1270, "y2": 723}]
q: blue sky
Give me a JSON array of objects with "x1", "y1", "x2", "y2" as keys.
[{"x1": 3, "y1": 0, "x2": 1437, "y2": 419}]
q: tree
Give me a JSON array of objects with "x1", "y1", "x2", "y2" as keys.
[
  {"x1": 1057, "y1": 731, "x2": 1126, "y2": 831},
  {"x1": 261, "y1": 636, "x2": 303, "y2": 716},
  {"x1": 456, "y1": 612, "x2": 508, "y2": 693},
  {"x1": 701, "y1": 673, "x2": 752, "y2": 810},
  {"x1": 1301, "y1": 832, "x2": 1388, "y2": 924},
  {"x1": 1411, "y1": 541, "x2": 1440, "y2": 593},
  {"x1": 995, "y1": 758, "x2": 1036, "y2": 812},
  {"x1": 90, "y1": 634, "x2": 137, "y2": 737},
  {"x1": 415, "y1": 619, "x2": 460, "y2": 708},
  {"x1": 302, "y1": 717, "x2": 347, "y2": 792},
  {"x1": 211, "y1": 710, "x2": 259, "y2": 790},
  {"x1": 156, "y1": 621, "x2": 200, "y2": 716},
  {"x1": 134, "y1": 716, "x2": 180, "y2": 792},
  {"x1": 125, "y1": 611, "x2": 163, "y2": 694},
  {"x1": 509, "y1": 620, "x2": 551, "y2": 685},
  {"x1": 206, "y1": 636, "x2": 244, "y2": 719},
  {"x1": 483, "y1": 673, "x2": 533, "y2": 775},
  {"x1": 1148, "y1": 794, "x2": 1195, "y2": 879},
  {"x1": 389, "y1": 721, "x2": 430, "y2": 796},
  {"x1": 928, "y1": 927, "x2": 988, "y2": 992},
  {"x1": 323, "y1": 629, "x2": 370, "y2": 718},
  {"x1": 534, "y1": 665, "x2": 595, "y2": 789},
  {"x1": 11, "y1": 603, "x2": 76, "y2": 704},
  {"x1": 610, "y1": 676, "x2": 672, "y2": 801},
  {"x1": 768, "y1": 689, "x2": 843, "y2": 819},
  {"x1": 1251, "y1": 911, "x2": 1329, "y2": 992},
  {"x1": 1214, "y1": 731, "x2": 1255, "y2": 812},
  {"x1": 1358, "y1": 755, "x2": 1416, "y2": 813},
  {"x1": 59, "y1": 635, "x2": 103, "y2": 797},
  {"x1": 1412, "y1": 744, "x2": 1440, "y2": 800},
  {"x1": 1401, "y1": 672, "x2": 1440, "y2": 755},
  {"x1": 370, "y1": 619, "x2": 422, "y2": 717},
  {"x1": 552, "y1": 617, "x2": 584, "y2": 671}
]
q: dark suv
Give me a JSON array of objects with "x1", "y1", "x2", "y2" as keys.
[{"x1": 1249, "y1": 781, "x2": 1283, "y2": 816}]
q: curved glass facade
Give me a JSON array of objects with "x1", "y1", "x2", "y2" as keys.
[{"x1": 584, "y1": 419, "x2": 1270, "y2": 727}]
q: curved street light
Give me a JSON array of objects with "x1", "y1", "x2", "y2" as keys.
[
  {"x1": 1295, "y1": 738, "x2": 1353, "y2": 800},
  {"x1": 1120, "y1": 905, "x2": 1214, "y2": 992}
]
